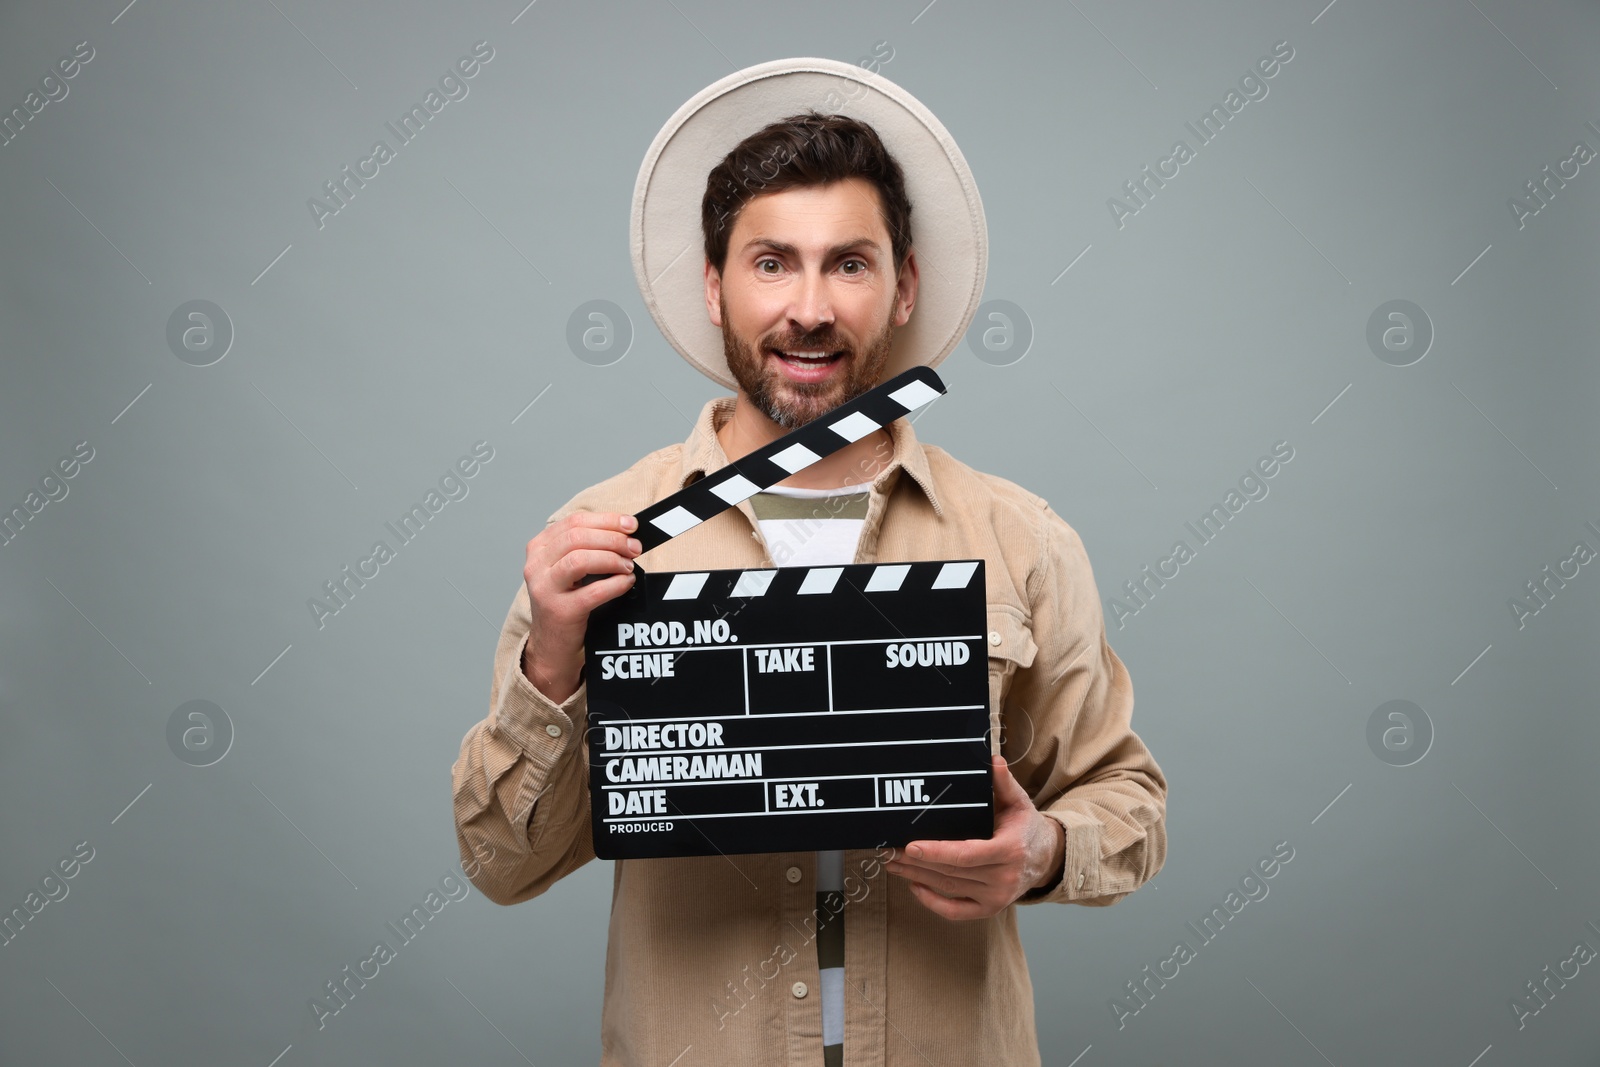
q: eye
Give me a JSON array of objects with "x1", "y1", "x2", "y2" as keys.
[
  {"x1": 756, "y1": 257, "x2": 782, "y2": 274},
  {"x1": 840, "y1": 258, "x2": 867, "y2": 275}
]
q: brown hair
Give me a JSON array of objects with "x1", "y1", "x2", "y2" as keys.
[{"x1": 701, "y1": 110, "x2": 913, "y2": 276}]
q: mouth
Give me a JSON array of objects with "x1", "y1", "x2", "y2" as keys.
[{"x1": 767, "y1": 347, "x2": 846, "y2": 383}]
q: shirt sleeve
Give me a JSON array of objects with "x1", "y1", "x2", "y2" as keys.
[
  {"x1": 451, "y1": 580, "x2": 598, "y2": 905},
  {"x1": 1009, "y1": 502, "x2": 1168, "y2": 906}
]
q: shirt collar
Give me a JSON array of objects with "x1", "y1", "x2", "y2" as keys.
[{"x1": 677, "y1": 395, "x2": 944, "y2": 518}]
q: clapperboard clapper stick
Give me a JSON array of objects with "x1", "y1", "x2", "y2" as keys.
[
  {"x1": 575, "y1": 366, "x2": 946, "y2": 587},
  {"x1": 571, "y1": 365, "x2": 996, "y2": 859}
]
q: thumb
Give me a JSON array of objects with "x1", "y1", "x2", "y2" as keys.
[{"x1": 991, "y1": 754, "x2": 1032, "y2": 813}]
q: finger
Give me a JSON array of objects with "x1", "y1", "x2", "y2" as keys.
[
  {"x1": 551, "y1": 525, "x2": 643, "y2": 565},
  {"x1": 902, "y1": 836, "x2": 1010, "y2": 870},
  {"x1": 886, "y1": 859, "x2": 990, "y2": 898},
  {"x1": 565, "y1": 523, "x2": 643, "y2": 551},
  {"x1": 551, "y1": 549, "x2": 636, "y2": 590},
  {"x1": 560, "y1": 511, "x2": 638, "y2": 534},
  {"x1": 906, "y1": 880, "x2": 988, "y2": 921},
  {"x1": 575, "y1": 569, "x2": 636, "y2": 608},
  {"x1": 888, "y1": 852, "x2": 1009, "y2": 878}
]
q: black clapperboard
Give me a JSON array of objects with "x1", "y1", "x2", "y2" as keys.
[{"x1": 582, "y1": 368, "x2": 994, "y2": 859}]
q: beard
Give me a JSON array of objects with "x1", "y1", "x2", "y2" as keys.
[{"x1": 719, "y1": 294, "x2": 896, "y2": 430}]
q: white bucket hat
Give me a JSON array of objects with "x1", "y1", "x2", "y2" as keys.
[{"x1": 630, "y1": 56, "x2": 988, "y2": 391}]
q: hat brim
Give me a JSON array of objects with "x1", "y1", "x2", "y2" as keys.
[{"x1": 630, "y1": 57, "x2": 988, "y2": 392}]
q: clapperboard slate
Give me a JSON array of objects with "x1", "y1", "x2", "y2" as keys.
[{"x1": 582, "y1": 368, "x2": 995, "y2": 859}]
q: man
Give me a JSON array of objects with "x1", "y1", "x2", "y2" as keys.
[{"x1": 452, "y1": 58, "x2": 1166, "y2": 1067}]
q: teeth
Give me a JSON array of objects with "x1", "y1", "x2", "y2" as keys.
[{"x1": 777, "y1": 350, "x2": 837, "y2": 362}]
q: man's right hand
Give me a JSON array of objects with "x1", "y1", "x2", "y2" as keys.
[{"x1": 521, "y1": 511, "x2": 642, "y2": 703}]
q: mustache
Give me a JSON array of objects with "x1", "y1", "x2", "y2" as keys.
[{"x1": 765, "y1": 332, "x2": 847, "y2": 353}]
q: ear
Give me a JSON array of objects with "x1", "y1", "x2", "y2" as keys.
[
  {"x1": 704, "y1": 259, "x2": 724, "y2": 327},
  {"x1": 892, "y1": 247, "x2": 918, "y2": 327}
]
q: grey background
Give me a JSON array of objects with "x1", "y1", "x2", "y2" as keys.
[{"x1": 1, "y1": 0, "x2": 1596, "y2": 1064}]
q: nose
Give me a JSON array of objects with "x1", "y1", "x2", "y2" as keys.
[{"x1": 787, "y1": 265, "x2": 834, "y2": 337}]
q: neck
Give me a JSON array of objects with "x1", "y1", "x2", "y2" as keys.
[{"x1": 716, "y1": 392, "x2": 895, "y2": 491}]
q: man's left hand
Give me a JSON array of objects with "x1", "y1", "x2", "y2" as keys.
[{"x1": 885, "y1": 755, "x2": 1065, "y2": 920}]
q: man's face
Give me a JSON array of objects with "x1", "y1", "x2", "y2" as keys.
[{"x1": 705, "y1": 177, "x2": 916, "y2": 430}]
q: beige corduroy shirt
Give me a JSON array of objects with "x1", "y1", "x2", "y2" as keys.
[{"x1": 451, "y1": 395, "x2": 1168, "y2": 1067}]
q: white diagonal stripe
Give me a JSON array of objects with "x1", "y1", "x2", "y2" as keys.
[
  {"x1": 651, "y1": 506, "x2": 702, "y2": 537},
  {"x1": 863, "y1": 564, "x2": 910, "y2": 591},
  {"x1": 931, "y1": 560, "x2": 980, "y2": 589},
  {"x1": 770, "y1": 442, "x2": 821, "y2": 473},
  {"x1": 798, "y1": 567, "x2": 843, "y2": 595},
  {"x1": 828, "y1": 411, "x2": 880, "y2": 442},
  {"x1": 662, "y1": 573, "x2": 711, "y2": 600},
  {"x1": 731, "y1": 570, "x2": 777, "y2": 597},
  {"x1": 709, "y1": 473, "x2": 760, "y2": 505},
  {"x1": 888, "y1": 380, "x2": 940, "y2": 411}
]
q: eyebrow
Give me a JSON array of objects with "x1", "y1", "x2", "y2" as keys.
[{"x1": 739, "y1": 236, "x2": 883, "y2": 259}]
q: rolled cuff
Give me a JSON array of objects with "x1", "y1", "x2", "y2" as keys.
[
  {"x1": 1017, "y1": 809, "x2": 1104, "y2": 904},
  {"x1": 490, "y1": 645, "x2": 589, "y2": 775}
]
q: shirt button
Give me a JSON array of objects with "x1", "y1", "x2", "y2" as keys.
[
  {"x1": 785, "y1": 866, "x2": 802, "y2": 883},
  {"x1": 1077, "y1": 871, "x2": 1086, "y2": 889},
  {"x1": 545, "y1": 723, "x2": 562, "y2": 737},
  {"x1": 989, "y1": 631, "x2": 1002, "y2": 646},
  {"x1": 791, "y1": 981, "x2": 808, "y2": 999}
]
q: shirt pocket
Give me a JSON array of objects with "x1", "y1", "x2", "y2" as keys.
[{"x1": 985, "y1": 606, "x2": 1038, "y2": 756}]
